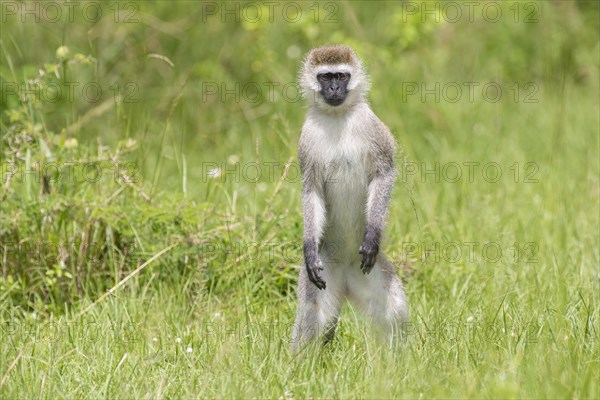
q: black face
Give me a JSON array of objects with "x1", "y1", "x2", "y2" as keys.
[{"x1": 317, "y1": 72, "x2": 350, "y2": 106}]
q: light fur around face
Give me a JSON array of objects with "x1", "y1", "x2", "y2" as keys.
[
  {"x1": 292, "y1": 45, "x2": 408, "y2": 352},
  {"x1": 299, "y1": 45, "x2": 370, "y2": 113}
]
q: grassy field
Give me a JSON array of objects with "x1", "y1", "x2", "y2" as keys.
[{"x1": 1, "y1": 1, "x2": 599, "y2": 398}]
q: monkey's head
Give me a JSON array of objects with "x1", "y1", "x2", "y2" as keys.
[{"x1": 300, "y1": 45, "x2": 369, "y2": 112}]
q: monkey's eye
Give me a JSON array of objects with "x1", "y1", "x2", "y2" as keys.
[
  {"x1": 318, "y1": 73, "x2": 333, "y2": 82},
  {"x1": 337, "y1": 73, "x2": 350, "y2": 81}
]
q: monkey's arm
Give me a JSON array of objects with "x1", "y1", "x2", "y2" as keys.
[
  {"x1": 360, "y1": 128, "x2": 397, "y2": 274},
  {"x1": 301, "y1": 162, "x2": 327, "y2": 290}
]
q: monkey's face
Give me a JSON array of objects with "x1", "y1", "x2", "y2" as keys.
[
  {"x1": 300, "y1": 45, "x2": 369, "y2": 112},
  {"x1": 317, "y1": 72, "x2": 351, "y2": 106}
]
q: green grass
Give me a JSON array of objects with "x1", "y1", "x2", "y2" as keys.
[{"x1": 1, "y1": 1, "x2": 599, "y2": 398}]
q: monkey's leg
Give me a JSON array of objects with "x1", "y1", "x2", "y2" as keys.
[
  {"x1": 291, "y1": 262, "x2": 344, "y2": 352},
  {"x1": 347, "y1": 255, "x2": 408, "y2": 342}
]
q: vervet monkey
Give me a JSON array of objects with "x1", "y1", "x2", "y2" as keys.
[{"x1": 292, "y1": 45, "x2": 408, "y2": 351}]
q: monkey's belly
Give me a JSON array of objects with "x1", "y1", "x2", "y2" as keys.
[{"x1": 322, "y1": 171, "x2": 368, "y2": 264}]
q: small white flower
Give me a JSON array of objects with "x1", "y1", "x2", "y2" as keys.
[
  {"x1": 186, "y1": 347, "x2": 193, "y2": 353},
  {"x1": 56, "y1": 46, "x2": 69, "y2": 59},
  {"x1": 152, "y1": 337, "x2": 158, "y2": 342},
  {"x1": 175, "y1": 337, "x2": 182, "y2": 343},
  {"x1": 466, "y1": 316, "x2": 474, "y2": 323},
  {"x1": 65, "y1": 138, "x2": 78, "y2": 148},
  {"x1": 207, "y1": 168, "x2": 222, "y2": 179}
]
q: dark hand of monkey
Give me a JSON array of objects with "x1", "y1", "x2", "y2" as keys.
[
  {"x1": 359, "y1": 226, "x2": 381, "y2": 274},
  {"x1": 304, "y1": 240, "x2": 326, "y2": 289}
]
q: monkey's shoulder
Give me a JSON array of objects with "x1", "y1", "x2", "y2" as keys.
[
  {"x1": 356, "y1": 107, "x2": 397, "y2": 169},
  {"x1": 363, "y1": 108, "x2": 396, "y2": 146},
  {"x1": 298, "y1": 105, "x2": 396, "y2": 170}
]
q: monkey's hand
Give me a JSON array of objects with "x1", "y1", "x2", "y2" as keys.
[
  {"x1": 359, "y1": 228, "x2": 380, "y2": 274},
  {"x1": 304, "y1": 241, "x2": 326, "y2": 290},
  {"x1": 306, "y1": 258, "x2": 326, "y2": 290}
]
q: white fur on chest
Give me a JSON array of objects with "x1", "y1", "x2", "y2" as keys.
[
  {"x1": 303, "y1": 111, "x2": 373, "y2": 261},
  {"x1": 304, "y1": 111, "x2": 370, "y2": 168}
]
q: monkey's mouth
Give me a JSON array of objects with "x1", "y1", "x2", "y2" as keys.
[{"x1": 323, "y1": 96, "x2": 346, "y2": 106}]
